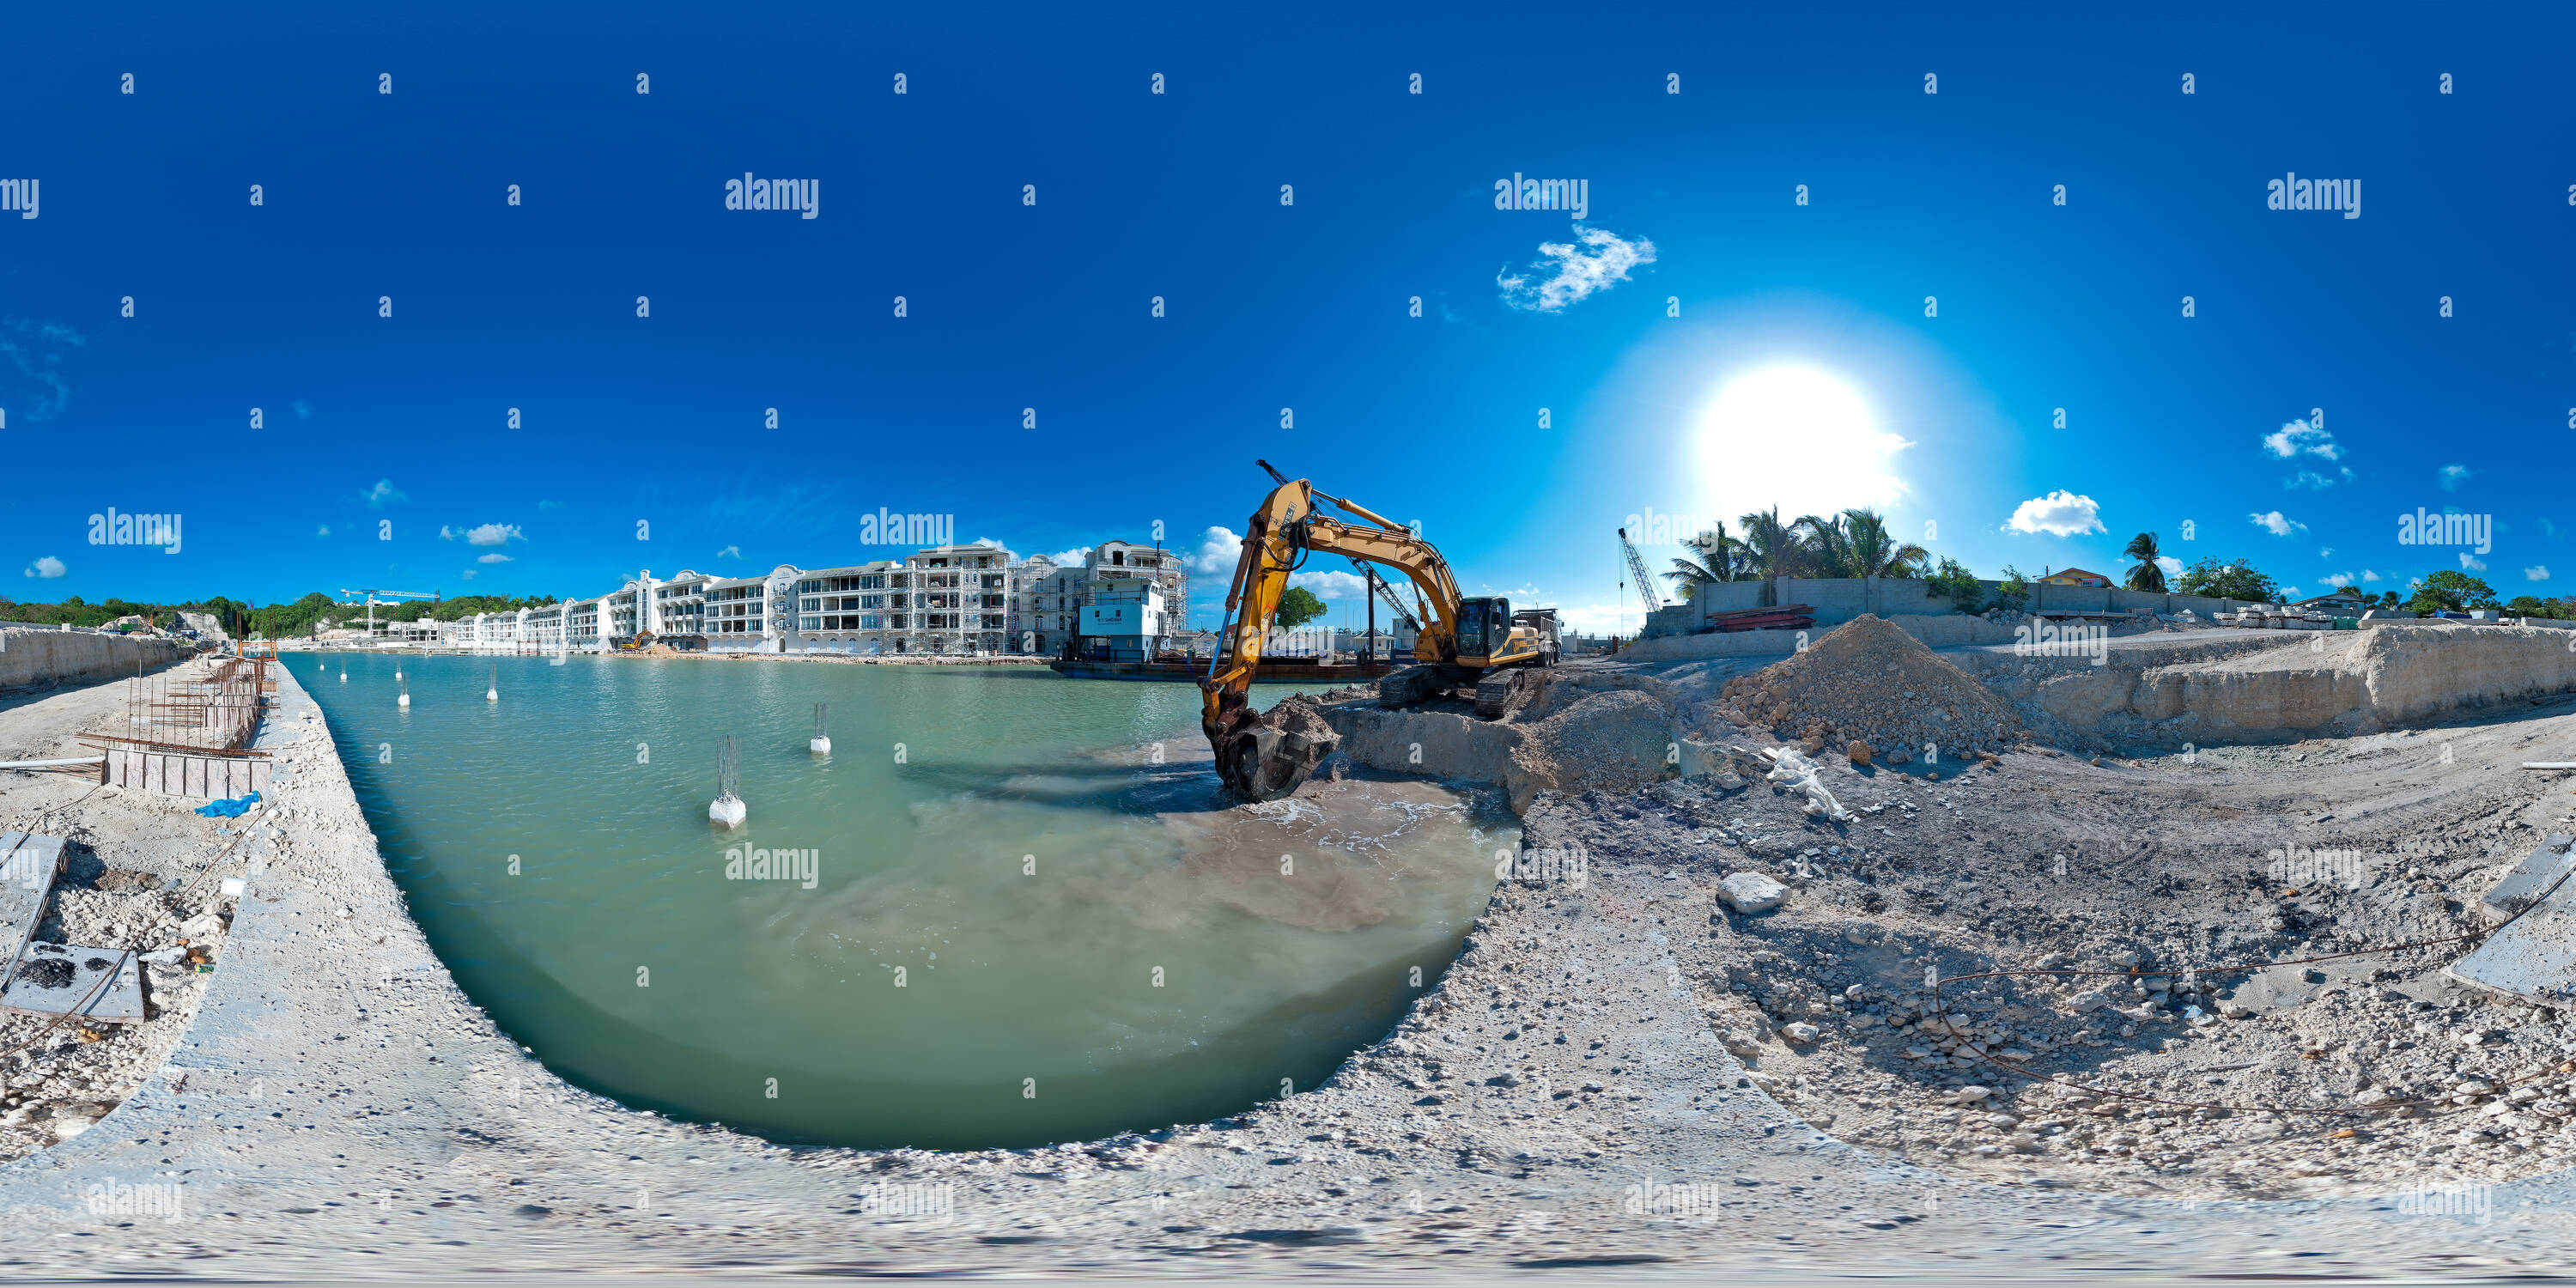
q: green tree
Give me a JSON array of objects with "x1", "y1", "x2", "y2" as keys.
[
  {"x1": 1924, "y1": 556, "x2": 1984, "y2": 612},
  {"x1": 1993, "y1": 564, "x2": 2032, "y2": 609},
  {"x1": 1801, "y1": 508, "x2": 1928, "y2": 579},
  {"x1": 1734, "y1": 507, "x2": 1802, "y2": 581},
  {"x1": 1275, "y1": 586, "x2": 1328, "y2": 630},
  {"x1": 2122, "y1": 532, "x2": 2167, "y2": 592},
  {"x1": 2175, "y1": 557, "x2": 2279, "y2": 603},
  {"x1": 2407, "y1": 569, "x2": 2500, "y2": 614}
]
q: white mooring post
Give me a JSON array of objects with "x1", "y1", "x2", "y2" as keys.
[
  {"x1": 709, "y1": 736, "x2": 746, "y2": 827},
  {"x1": 810, "y1": 702, "x2": 830, "y2": 756}
]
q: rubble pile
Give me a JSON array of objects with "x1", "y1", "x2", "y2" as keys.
[{"x1": 1720, "y1": 614, "x2": 2025, "y2": 764}]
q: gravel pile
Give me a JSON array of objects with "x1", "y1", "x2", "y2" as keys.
[{"x1": 1720, "y1": 614, "x2": 2023, "y2": 764}]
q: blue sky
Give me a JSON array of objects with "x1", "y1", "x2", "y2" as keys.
[{"x1": 5, "y1": 3, "x2": 2573, "y2": 632}]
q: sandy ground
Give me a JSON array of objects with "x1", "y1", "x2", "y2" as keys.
[{"x1": 0, "y1": 658, "x2": 2573, "y2": 1278}]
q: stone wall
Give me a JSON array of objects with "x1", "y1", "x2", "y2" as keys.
[
  {"x1": 0, "y1": 629, "x2": 191, "y2": 690},
  {"x1": 1683, "y1": 577, "x2": 2269, "y2": 629}
]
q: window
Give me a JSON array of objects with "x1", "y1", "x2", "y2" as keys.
[{"x1": 802, "y1": 616, "x2": 821, "y2": 630}]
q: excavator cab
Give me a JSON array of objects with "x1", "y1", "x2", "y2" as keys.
[{"x1": 1456, "y1": 596, "x2": 1514, "y2": 663}]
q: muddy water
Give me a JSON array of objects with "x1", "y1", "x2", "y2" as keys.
[{"x1": 305, "y1": 653, "x2": 1512, "y2": 1149}]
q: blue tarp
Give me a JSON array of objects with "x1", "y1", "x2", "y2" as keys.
[{"x1": 194, "y1": 790, "x2": 260, "y2": 818}]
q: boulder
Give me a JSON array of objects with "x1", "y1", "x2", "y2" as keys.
[{"x1": 1717, "y1": 872, "x2": 1789, "y2": 914}]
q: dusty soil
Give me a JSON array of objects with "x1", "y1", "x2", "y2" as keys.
[
  {"x1": 1718, "y1": 613, "x2": 2024, "y2": 763},
  {"x1": 4, "y1": 638, "x2": 2576, "y2": 1276}
]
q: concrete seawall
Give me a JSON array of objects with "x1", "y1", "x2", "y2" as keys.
[{"x1": 0, "y1": 629, "x2": 189, "y2": 689}]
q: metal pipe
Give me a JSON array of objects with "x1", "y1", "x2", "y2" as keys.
[{"x1": 0, "y1": 756, "x2": 106, "y2": 769}]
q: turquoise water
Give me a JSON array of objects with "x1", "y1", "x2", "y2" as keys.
[{"x1": 301, "y1": 653, "x2": 1510, "y2": 1149}]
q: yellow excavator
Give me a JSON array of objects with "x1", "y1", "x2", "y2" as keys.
[{"x1": 1201, "y1": 462, "x2": 1560, "y2": 800}]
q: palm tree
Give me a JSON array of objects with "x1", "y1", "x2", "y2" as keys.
[
  {"x1": 1663, "y1": 555, "x2": 1722, "y2": 598},
  {"x1": 1838, "y1": 507, "x2": 1930, "y2": 579},
  {"x1": 1735, "y1": 507, "x2": 1802, "y2": 581},
  {"x1": 1663, "y1": 522, "x2": 1744, "y2": 598},
  {"x1": 1793, "y1": 513, "x2": 1854, "y2": 578},
  {"x1": 2123, "y1": 532, "x2": 2167, "y2": 592}
]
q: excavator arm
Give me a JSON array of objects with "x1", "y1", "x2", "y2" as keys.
[{"x1": 1200, "y1": 464, "x2": 1473, "y2": 800}]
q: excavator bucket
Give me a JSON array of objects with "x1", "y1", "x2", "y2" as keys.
[{"x1": 1207, "y1": 696, "x2": 1340, "y2": 803}]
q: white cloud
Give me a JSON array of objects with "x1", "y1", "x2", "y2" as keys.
[
  {"x1": 538, "y1": 499, "x2": 564, "y2": 512},
  {"x1": 2543, "y1": 518, "x2": 2561, "y2": 538},
  {"x1": 1048, "y1": 547, "x2": 1091, "y2": 568},
  {"x1": 2439, "y1": 463, "x2": 2473, "y2": 490},
  {"x1": 2318, "y1": 547, "x2": 2334, "y2": 557},
  {"x1": 2526, "y1": 564, "x2": 2551, "y2": 581},
  {"x1": 2279, "y1": 586, "x2": 2302, "y2": 599},
  {"x1": 1497, "y1": 224, "x2": 1656, "y2": 313},
  {"x1": 22, "y1": 555, "x2": 64, "y2": 579},
  {"x1": 2322, "y1": 571, "x2": 2354, "y2": 587},
  {"x1": 2156, "y1": 556, "x2": 2183, "y2": 579},
  {"x1": 969, "y1": 537, "x2": 1005, "y2": 549},
  {"x1": 460, "y1": 569, "x2": 477, "y2": 580},
  {"x1": 2263, "y1": 418, "x2": 2341, "y2": 460},
  {"x1": 464, "y1": 522, "x2": 522, "y2": 547},
  {"x1": 477, "y1": 552, "x2": 513, "y2": 564},
  {"x1": 315, "y1": 524, "x2": 331, "y2": 538},
  {"x1": 2361, "y1": 569, "x2": 2383, "y2": 582},
  {"x1": 361, "y1": 478, "x2": 407, "y2": 508},
  {"x1": 2459, "y1": 552, "x2": 2488, "y2": 572},
  {"x1": 440, "y1": 526, "x2": 453, "y2": 539},
  {"x1": 1288, "y1": 570, "x2": 1367, "y2": 600},
  {"x1": 2003, "y1": 490, "x2": 2106, "y2": 537},
  {"x1": 715, "y1": 544, "x2": 741, "y2": 559},
  {"x1": 1188, "y1": 526, "x2": 1242, "y2": 577},
  {"x1": 2248, "y1": 511, "x2": 2306, "y2": 538}
]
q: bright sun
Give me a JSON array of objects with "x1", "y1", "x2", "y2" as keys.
[{"x1": 1694, "y1": 367, "x2": 1911, "y2": 529}]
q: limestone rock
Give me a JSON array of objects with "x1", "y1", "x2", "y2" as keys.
[{"x1": 1717, "y1": 872, "x2": 1789, "y2": 914}]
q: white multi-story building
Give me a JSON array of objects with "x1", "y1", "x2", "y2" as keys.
[{"x1": 431, "y1": 538, "x2": 1188, "y2": 659}]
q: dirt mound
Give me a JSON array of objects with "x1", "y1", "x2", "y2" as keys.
[{"x1": 1721, "y1": 614, "x2": 2022, "y2": 762}]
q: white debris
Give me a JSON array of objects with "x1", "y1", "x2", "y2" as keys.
[{"x1": 1754, "y1": 746, "x2": 1856, "y2": 823}]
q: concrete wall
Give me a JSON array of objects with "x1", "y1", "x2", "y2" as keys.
[
  {"x1": 1682, "y1": 576, "x2": 2269, "y2": 629},
  {"x1": 1616, "y1": 613, "x2": 2020, "y2": 662},
  {"x1": 0, "y1": 629, "x2": 190, "y2": 689}
]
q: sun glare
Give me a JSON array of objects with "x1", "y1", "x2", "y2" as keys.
[{"x1": 1695, "y1": 367, "x2": 1911, "y2": 528}]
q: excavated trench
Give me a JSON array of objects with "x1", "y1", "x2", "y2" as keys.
[{"x1": 1314, "y1": 617, "x2": 2576, "y2": 1200}]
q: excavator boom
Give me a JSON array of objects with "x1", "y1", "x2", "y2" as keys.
[{"x1": 1201, "y1": 464, "x2": 1558, "y2": 800}]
